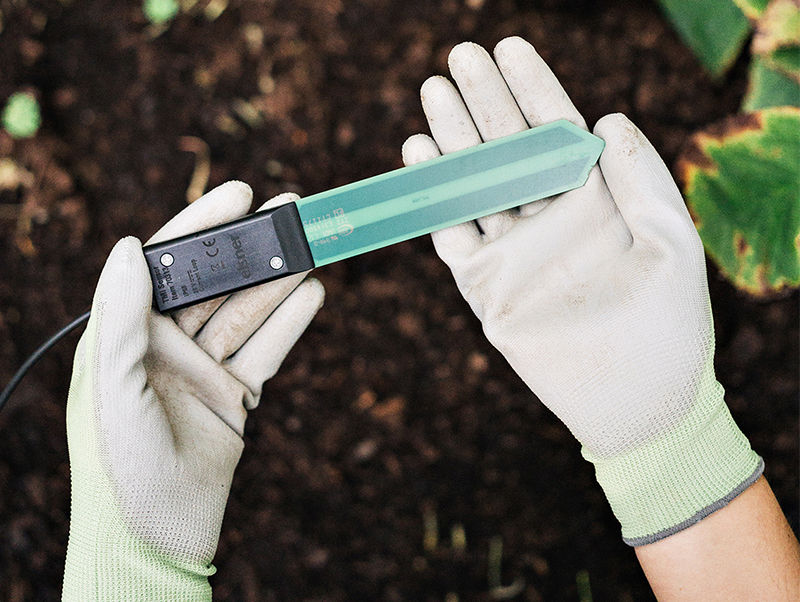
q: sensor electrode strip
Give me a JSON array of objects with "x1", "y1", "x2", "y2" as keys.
[{"x1": 296, "y1": 119, "x2": 603, "y2": 266}]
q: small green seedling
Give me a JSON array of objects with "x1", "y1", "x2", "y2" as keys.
[
  {"x1": 576, "y1": 570, "x2": 593, "y2": 602},
  {"x1": 422, "y1": 506, "x2": 526, "y2": 600},
  {"x1": 679, "y1": 107, "x2": 800, "y2": 296},
  {"x1": 487, "y1": 535, "x2": 525, "y2": 600},
  {"x1": 2, "y1": 92, "x2": 41, "y2": 139},
  {"x1": 143, "y1": 0, "x2": 179, "y2": 25}
]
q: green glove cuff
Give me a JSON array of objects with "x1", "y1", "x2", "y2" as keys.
[
  {"x1": 62, "y1": 469, "x2": 214, "y2": 602},
  {"x1": 582, "y1": 375, "x2": 763, "y2": 547},
  {"x1": 62, "y1": 324, "x2": 214, "y2": 602}
]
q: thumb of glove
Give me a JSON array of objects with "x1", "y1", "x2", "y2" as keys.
[
  {"x1": 67, "y1": 236, "x2": 155, "y2": 496},
  {"x1": 78, "y1": 236, "x2": 152, "y2": 389}
]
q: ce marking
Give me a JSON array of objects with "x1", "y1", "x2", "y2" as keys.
[{"x1": 203, "y1": 237, "x2": 219, "y2": 257}]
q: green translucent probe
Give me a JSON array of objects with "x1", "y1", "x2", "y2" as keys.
[{"x1": 296, "y1": 119, "x2": 605, "y2": 266}]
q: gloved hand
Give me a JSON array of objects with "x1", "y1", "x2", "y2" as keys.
[
  {"x1": 403, "y1": 38, "x2": 762, "y2": 546},
  {"x1": 62, "y1": 181, "x2": 324, "y2": 601}
]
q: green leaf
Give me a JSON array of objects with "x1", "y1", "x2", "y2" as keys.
[
  {"x1": 2, "y1": 92, "x2": 41, "y2": 138},
  {"x1": 752, "y1": 0, "x2": 800, "y2": 81},
  {"x1": 733, "y1": 0, "x2": 771, "y2": 19},
  {"x1": 678, "y1": 107, "x2": 800, "y2": 296},
  {"x1": 656, "y1": 0, "x2": 751, "y2": 78},
  {"x1": 742, "y1": 56, "x2": 800, "y2": 110},
  {"x1": 143, "y1": 0, "x2": 179, "y2": 25},
  {"x1": 742, "y1": 0, "x2": 800, "y2": 110},
  {"x1": 768, "y1": 47, "x2": 800, "y2": 79}
]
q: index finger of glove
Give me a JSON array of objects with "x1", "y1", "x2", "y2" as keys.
[
  {"x1": 447, "y1": 41, "x2": 529, "y2": 141},
  {"x1": 493, "y1": 37, "x2": 587, "y2": 130},
  {"x1": 492, "y1": 37, "x2": 598, "y2": 220},
  {"x1": 172, "y1": 191, "x2": 302, "y2": 338},
  {"x1": 446, "y1": 42, "x2": 533, "y2": 241},
  {"x1": 419, "y1": 71, "x2": 514, "y2": 248}
]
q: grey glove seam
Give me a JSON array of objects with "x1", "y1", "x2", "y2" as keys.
[{"x1": 623, "y1": 457, "x2": 765, "y2": 547}]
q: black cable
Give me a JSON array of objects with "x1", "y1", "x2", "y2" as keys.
[{"x1": 0, "y1": 310, "x2": 91, "y2": 414}]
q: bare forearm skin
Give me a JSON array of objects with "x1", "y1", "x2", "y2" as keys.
[{"x1": 636, "y1": 477, "x2": 800, "y2": 601}]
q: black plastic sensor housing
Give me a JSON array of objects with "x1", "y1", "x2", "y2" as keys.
[{"x1": 143, "y1": 202, "x2": 314, "y2": 313}]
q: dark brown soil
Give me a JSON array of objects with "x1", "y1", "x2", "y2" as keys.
[{"x1": 0, "y1": 1, "x2": 797, "y2": 600}]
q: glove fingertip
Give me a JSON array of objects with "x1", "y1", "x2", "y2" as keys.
[
  {"x1": 206, "y1": 179, "x2": 253, "y2": 204},
  {"x1": 257, "y1": 191, "x2": 301, "y2": 212},
  {"x1": 95, "y1": 237, "x2": 151, "y2": 317},
  {"x1": 420, "y1": 75, "x2": 452, "y2": 100},
  {"x1": 447, "y1": 41, "x2": 491, "y2": 74},
  {"x1": 188, "y1": 179, "x2": 254, "y2": 221},
  {"x1": 297, "y1": 277, "x2": 326, "y2": 313},
  {"x1": 593, "y1": 113, "x2": 638, "y2": 149},
  {"x1": 402, "y1": 134, "x2": 440, "y2": 166},
  {"x1": 420, "y1": 76, "x2": 465, "y2": 116},
  {"x1": 430, "y1": 223, "x2": 483, "y2": 262},
  {"x1": 492, "y1": 35, "x2": 530, "y2": 57}
]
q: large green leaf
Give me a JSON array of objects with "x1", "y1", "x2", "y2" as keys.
[
  {"x1": 656, "y1": 0, "x2": 751, "y2": 78},
  {"x1": 678, "y1": 107, "x2": 800, "y2": 296}
]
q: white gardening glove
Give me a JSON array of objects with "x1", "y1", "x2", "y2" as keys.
[
  {"x1": 62, "y1": 181, "x2": 324, "y2": 601},
  {"x1": 403, "y1": 38, "x2": 762, "y2": 546}
]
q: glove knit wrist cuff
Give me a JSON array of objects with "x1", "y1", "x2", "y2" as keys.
[
  {"x1": 582, "y1": 381, "x2": 763, "y2": 547},
  {"x1": 62, "y1": 466, "x2": 215, "y2": 602}
]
